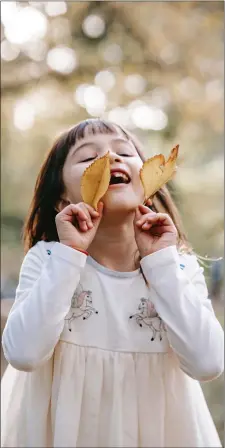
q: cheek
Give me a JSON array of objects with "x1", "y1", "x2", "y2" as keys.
[
  {"x1": 132, "y1": 161, "x2": 145, "y2": 198},
  {"x1": 64, "y1": 163, "x2": 81, "y2": 183},
  {"x1": 131, "y1": 160, "x2": 143, "y2": 183},
  {"x1": 63, "y1": 166, "x2": 83, "y2": 199}
]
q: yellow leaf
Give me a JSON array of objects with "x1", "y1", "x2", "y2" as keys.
[
  {"x1": 81, "y1": 152, "x2": 110, "y2": 210},
  {"x1": 140, "y1": 145, "x2": 179, "y2": 201}
]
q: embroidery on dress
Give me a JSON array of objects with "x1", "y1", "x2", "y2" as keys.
[
  {"x1": 129, "y1": 298, "x2": 166, "y2": 341},
  {"x1": 65, "y1": 283, "x2": 98, "y2": 331}
]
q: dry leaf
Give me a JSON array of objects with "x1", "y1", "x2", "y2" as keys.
[
  {"x1": 81, "y1": 152, "x2": 110, "y2": 210},
  {"x1": 140, "y1": 145, "x2": 179, "y2": 201}
]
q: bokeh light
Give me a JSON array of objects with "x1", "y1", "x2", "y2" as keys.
[
  {"x1": 1, "y1": 2, "x2": 19, "y2": 27},
  {"x1": 74, "y1": 84, "x2": 106, "y2": 116},
  {"x1": 95, "y1": 70, "x2": 116, "y2": 92},
  {"x1": 47, "y1": 46, "x2": 77, "y2": 74},
  {"x1": 124, "y1": 74, "x2": 146, "y2": 96},
  {"x1": 44, "y1": 2, "x2": 67, "y2": 17},
  {"x1": 129, "y1": 101, "x2": 168, "y2": 130},
  {"x1": 205, "y1": 79, "x2": 223, "y2": 103},
  {"x1": 4, "y1": 6, "x2": 48, "y2": 45},
  {"x1": 13, "y1": 100, "x2": 35, "y2": 131},
  {"x1": 1, "y1": 40, "x2": 20, "y2": 61},
  {"x1": 103, "y1": 44, "x2": 123, "y2": 64},
  {"x1": 74, "y1": 84, "x2": 91, "y2": 108},
  {"x1": 22, "y1": 40, "x2": 47, "y2": 62},
  {"x1": 82, "y1": 14, "x2": 105, "y2": 39},
  {"x1": 83, "y1": 86, "x2": 106, "y2": 116},
  {"x1": 107, "y1": 107, "x2": 133, "y2": 129},
  {"x1": 160, "y1": 43, "x2": 179, "y2": 65}
]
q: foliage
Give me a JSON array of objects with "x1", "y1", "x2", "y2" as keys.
[{"x1": 1, "y1": 1, "x2": 224, "y2": 441}]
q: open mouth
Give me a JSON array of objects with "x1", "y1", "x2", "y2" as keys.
[{"x1": 109, "y1": 172, "x2": 130, "y2": 185}]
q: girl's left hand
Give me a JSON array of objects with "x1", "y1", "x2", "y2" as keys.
[{"x1": 134, "y1": 204, "x2": 178, "y2": 258}]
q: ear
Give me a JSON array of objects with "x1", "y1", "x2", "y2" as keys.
[{"x1": 55, "y1": 198, "x2": 70, "y2": 213}]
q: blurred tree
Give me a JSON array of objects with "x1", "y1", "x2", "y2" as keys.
[{"x1": 1, "y1": 2, "x2": 224, "y2": 438}]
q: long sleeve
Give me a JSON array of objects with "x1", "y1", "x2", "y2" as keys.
[
  {"x1": 2, "y1": 241, "x2": 87, "y2": 372},
  {"x1": 140, "y1": 246, "x2": 224, "y2": 381}
]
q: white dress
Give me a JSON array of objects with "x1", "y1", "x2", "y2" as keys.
[{"x1": 1, "y1": 242, "x2": 224, "y2": 447}]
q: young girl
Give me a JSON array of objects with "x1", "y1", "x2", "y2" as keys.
[{"x1": 1, "y1": 119, "x2": 224, "y2": 448}]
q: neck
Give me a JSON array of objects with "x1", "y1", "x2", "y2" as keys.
[{"x1": 88, "y1": 212, "x2": 140, "y2": 272}]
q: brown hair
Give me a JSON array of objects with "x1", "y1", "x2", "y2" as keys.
[{"x1": 23, "y1": 118, "x2": 192, "y2": 262}]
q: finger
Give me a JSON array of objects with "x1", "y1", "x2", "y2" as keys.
[
  {"x1": 153, "y1": 212, "x2": 174, "y2": 226},
  {"x1": 85, "y1": 202, "x2": 104, "y2": 228},
  {"x1": 136, "y1": 215, "x2": 148, "y2": 226},
  {"x1": 83, "y1": 203, "x2": 100, "y2": 218},
  {"x1": 139, "y1": 213, "x2": 173, "y2": 227},
  {"x1": 139, "y1": 204, "x2": 156, "y2": 215},
  {"x1": 72, "y1": 214, "x2": 88, "y2": 232},
  {"x1": 145, "y1": 198, "x2": 153, "y2": 207},
  {"x1": 70, "y1": 204, "x2": 89, "y2": 222},
  {"x1": 151, "y1": 226, "x2": 170, "y2": 234},
  {"x1": 92, "y1": 202, "x2": 104, "y2": 221},
  {"x1": 136, "y1": 213, "x2": 158, "y2": 226},
  {"x1": 135, "y1": 207, "x2": 142, "y2": 221},
  {"x1": 77, "y1": 205, "x2": 94, "y2": 229},
  {"x1": 79, "y1": 221, "x2": 88, "y2": 232},
  {"x1": 91, "y1": 202, "x2": 104, "y2": 231},
  {"x1": 97, "y1": 201, "x2": 104, "y2": 216},
  {"x1": 58, "y1": 205, "x2": 89, "y2": 226},
  {"x1": 142, "y1": 222, "x2": 153, "y2": 230},
  {"x1": 68, "y1": 205, "x2": 93, "y2": 230},
  {"x1": 142, "y1": 224, "x2": 169, "y2": 233}
]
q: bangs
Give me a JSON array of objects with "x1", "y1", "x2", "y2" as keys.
[
  {"x1": 55, "y1": 118, "x2": 146, "y2": 163},
  {"x1": 63, "y1": 118, "x2": 131, "y2": 149}
]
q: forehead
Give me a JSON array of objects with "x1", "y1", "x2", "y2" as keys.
[{"x1": 70, "y1": 123, "x2": 134, "y2": 154}]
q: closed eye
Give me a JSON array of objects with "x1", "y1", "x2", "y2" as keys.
[
  {"x1": 80, "y1": 157, "x2": 96, "y2": 163},
  {"x1": 119, "y1": 154, "x2": 133, "y2": 157},
  {"x1": 80, "y1": 153, "x2": 132, "y2": 162}
]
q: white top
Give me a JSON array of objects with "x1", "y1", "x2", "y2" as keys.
[{"x1": 1, "y1": 242, "x2": 224, "y2": 447}]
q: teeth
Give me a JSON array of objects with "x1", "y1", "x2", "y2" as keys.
[{"x1": 111, "y1": 172, "x2": 129, "y2": 181}]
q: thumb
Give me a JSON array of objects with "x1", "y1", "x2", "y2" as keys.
[
  {"x1": 93, "y1": 202, "x2": 104, "y2": 229},
  {"x1": 97, "y1": 201, "x2": 104, "y2": 216}
]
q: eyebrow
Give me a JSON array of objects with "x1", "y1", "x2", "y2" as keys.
[{"x1": 70, "y1": 137, "x2": 132, "y2": 157}]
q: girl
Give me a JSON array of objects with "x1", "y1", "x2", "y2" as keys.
[{"x1": 1, "y1": 119, "x2": 224, "y2": 448}]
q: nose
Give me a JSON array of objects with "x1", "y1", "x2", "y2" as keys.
[{"x1": 108, "y1": 151, "x2": 123, "y2": 164}]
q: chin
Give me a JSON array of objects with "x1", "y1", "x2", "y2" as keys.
[{"x1": 103, "y1": 193, "x2": 141, "y2": 213}]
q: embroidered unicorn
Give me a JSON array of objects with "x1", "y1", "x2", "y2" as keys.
[
  {"x1": 129, "y1": 298, "x2": 165, "y2": 341},
  {"x1": 65, "y1": 283, "x2": 98, "y2": 331}
]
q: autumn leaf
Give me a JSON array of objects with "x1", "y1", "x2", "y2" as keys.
[
  {"x1": 81, "y1": 152, "x2": 110, "y2": 210},
  {"x1": 140, "y1": 145, "x2": 179, "y2": 201}
]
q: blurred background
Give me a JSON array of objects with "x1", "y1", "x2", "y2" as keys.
[{"x1": 1, "y1": 0, "x2": 224, "y2": 442}]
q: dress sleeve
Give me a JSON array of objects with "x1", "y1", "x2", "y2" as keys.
[
  {"x1": 140, "y1": 246, "x2": 224, "y2": 381},
  {"x1": 2, "y1": 242, "x2": 87, "y2": 372}
]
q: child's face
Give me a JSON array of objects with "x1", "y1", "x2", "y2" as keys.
[{"x1": 62, "y1": 129, "x2": 145, "y2": 212}]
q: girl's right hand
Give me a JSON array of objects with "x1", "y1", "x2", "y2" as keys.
[{"x1": 55, "y1": 202, "x2": 104, "y2": 251}]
